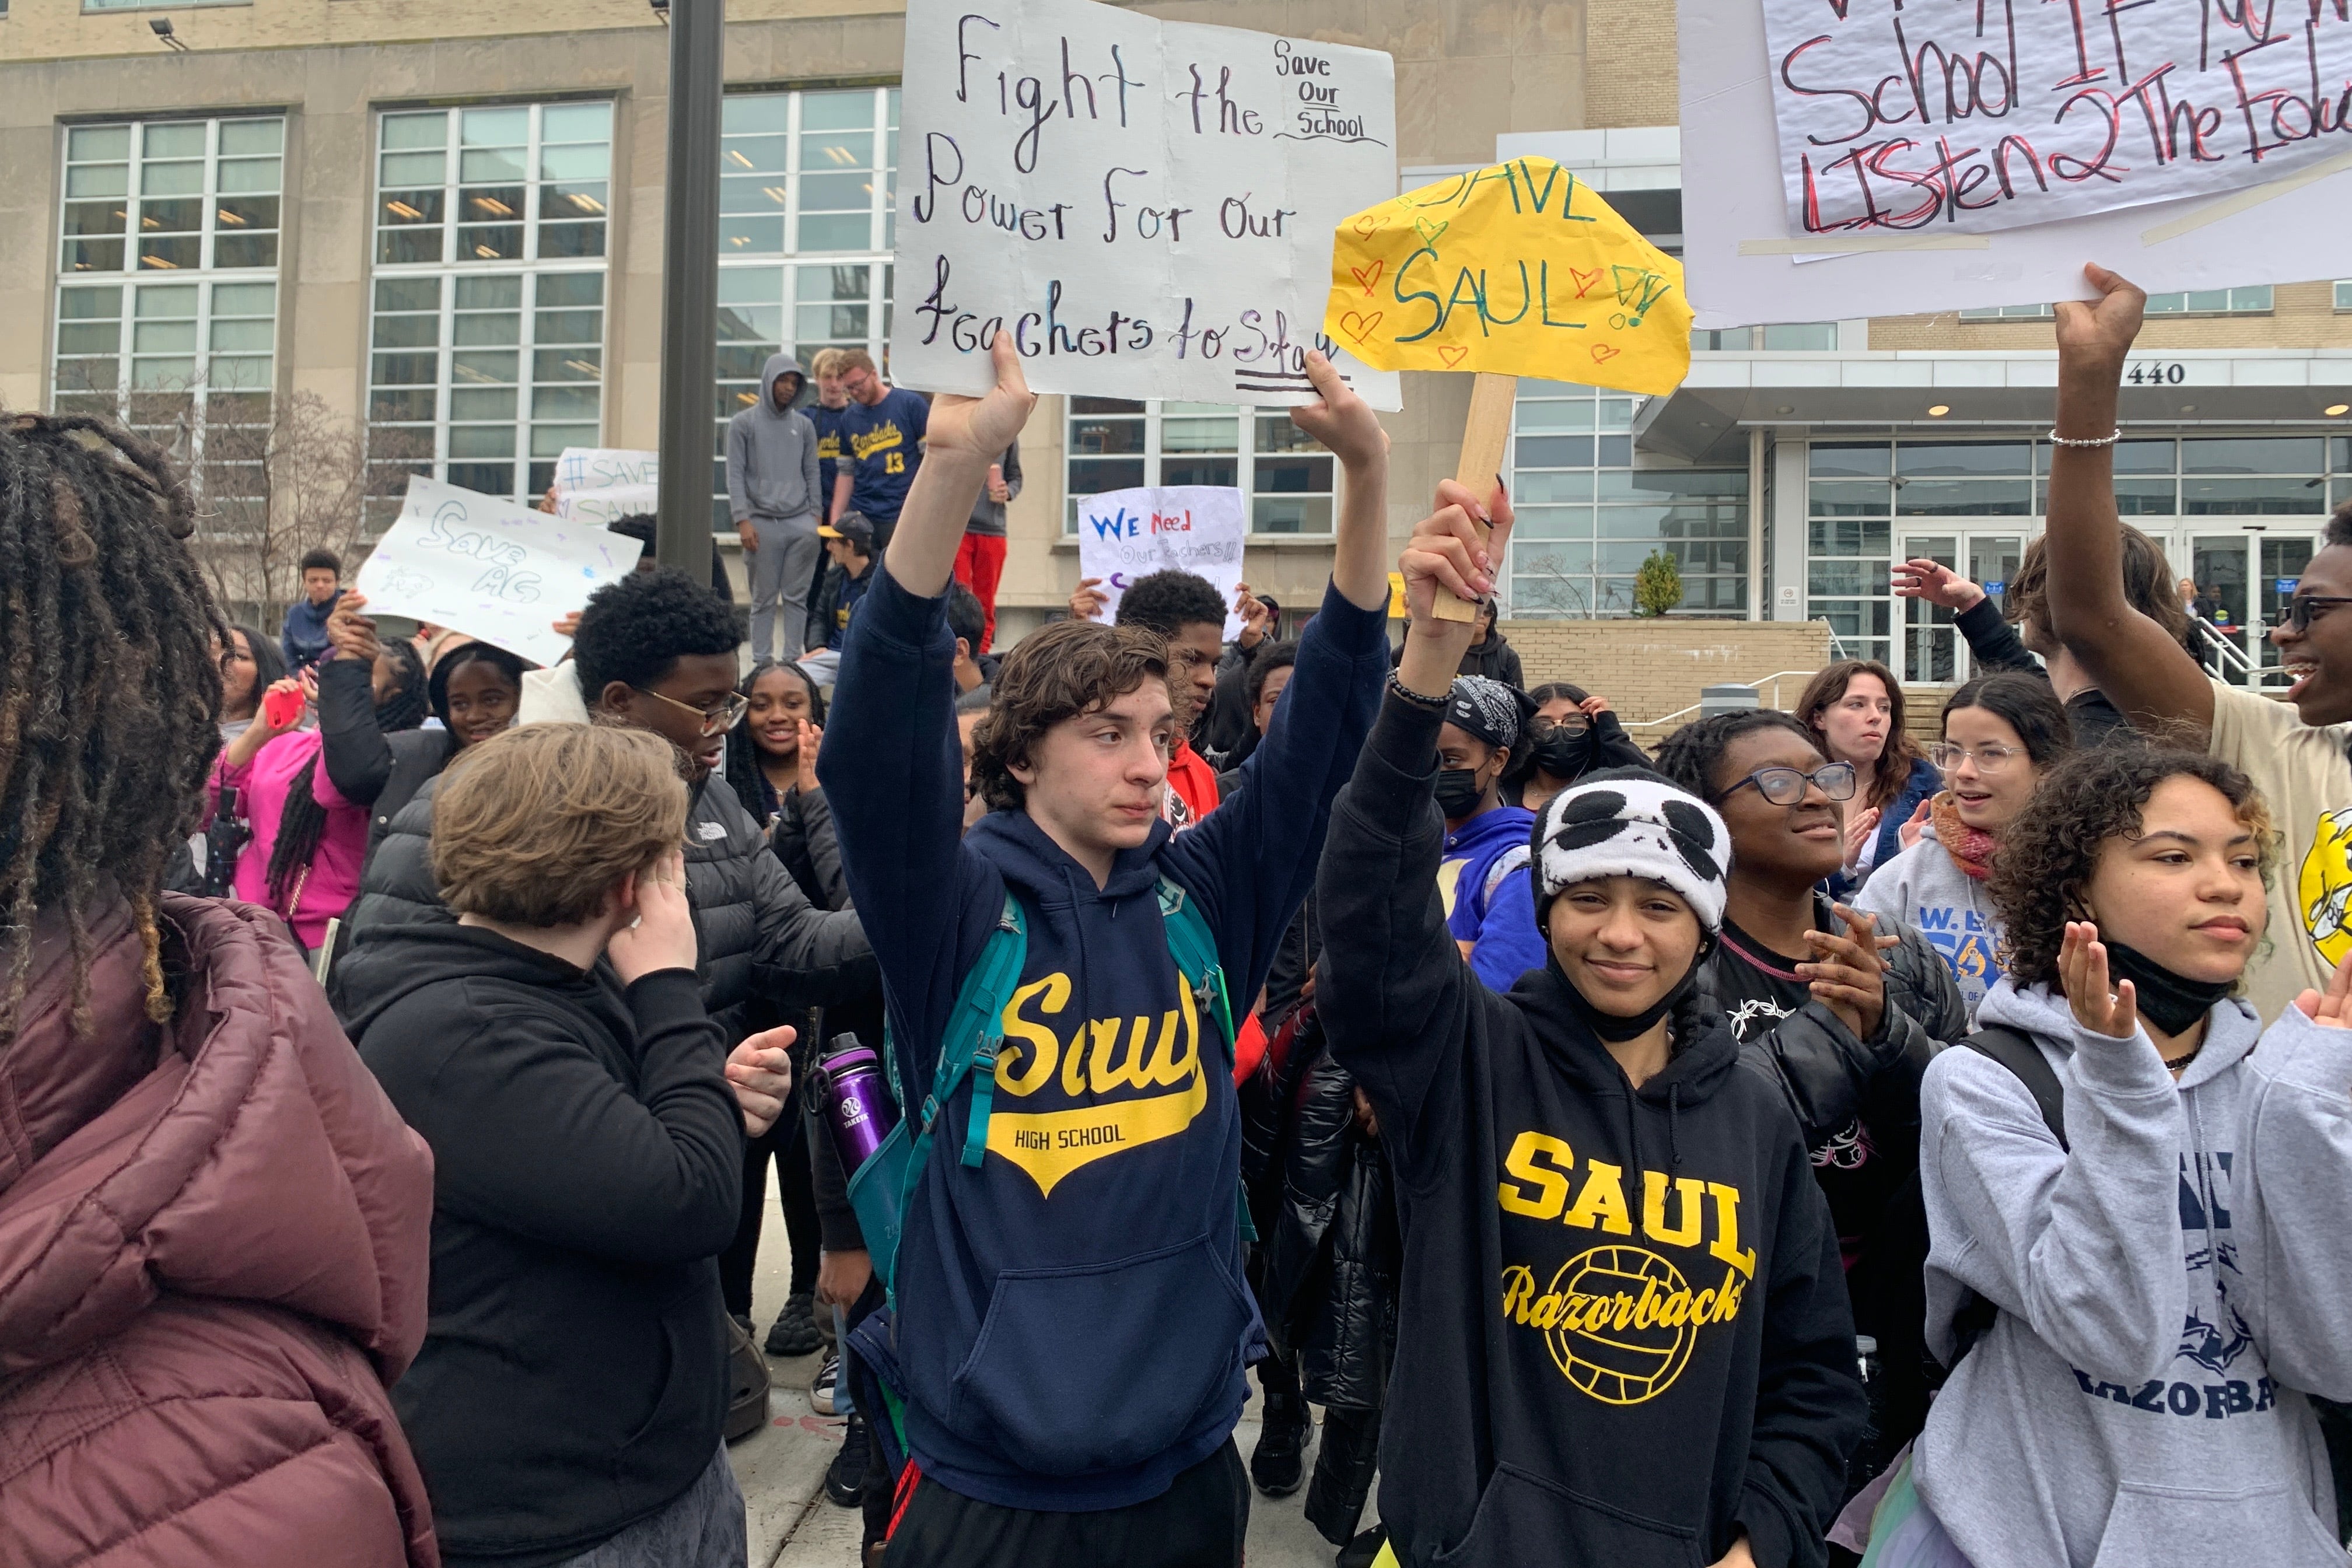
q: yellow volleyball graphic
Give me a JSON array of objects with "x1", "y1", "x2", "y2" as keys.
[
  {"x1": 2298, "y1": 807, "x2": 2352, "y2": 971},
  {"x1": 1542, "y1": 1245, "x2": 1699, "y2": 1406}
]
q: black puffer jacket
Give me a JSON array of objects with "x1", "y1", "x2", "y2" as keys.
[
  {"x1": 1707, "y1": 903, "x2": 1967, "y2": 1480},
  {"x1": 316, "y1": 656, "x2": 456, "y2": 862},
  {"x1": 1707, "y1": 909, "x2": 1965, "y2": 1150},
  {"x1": 1258, "y1": 1015, "x2": 1399, "y2": 1412},
  {"x1": 332, "y1": 766, "x2": 876, "y2": 1031}
]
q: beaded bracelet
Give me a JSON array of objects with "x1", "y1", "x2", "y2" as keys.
[
  {"x1": 2047, "y1": 428, "x2": 2122, "y2": 448},
  {"x1": 1387, "y1": 668, "x2": 1448, "y2": 709}
]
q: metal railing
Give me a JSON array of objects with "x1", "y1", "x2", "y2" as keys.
[{"x1": 1618, "y1": 669, "x2": 1829, "y2": 736}]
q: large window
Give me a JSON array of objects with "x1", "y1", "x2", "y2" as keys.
[
  {"x1": 1962, "y1": 286, "x2": 2273, "y2": 320},
  {"x1": 1062, "y1": 400, "x2": 1336, "y2": 535},
  {"x1": 52, "y1": 117, "x2": 283, "y2": 483},
  {"x1": 368, "y1": 102, "x2": 612, "y2": 521},
  {"x1": 712, "y1": 88, "x2": 899, "y2": 524},
  {"x1": 1506, "y1": 380, "x2": 1746, "y2": 617}
]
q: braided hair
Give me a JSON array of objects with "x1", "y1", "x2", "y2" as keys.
[
  {"x1": 265, "y1": 642, "x2": 429, "y2": 905},
  {"x1": 0, "y1": 414, "x2": 223, "y2": 1039},
  {"x1": 722, "y1": 660, "x2": 825, "y2": 825}
]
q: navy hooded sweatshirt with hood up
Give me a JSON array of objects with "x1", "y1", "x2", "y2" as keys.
[
  {"x1": 724, "y1": 354, "x2": 821, "y2": 525},
  {"x1": 818, "y1": 562, "x2": 1389, "y2": 1511}
]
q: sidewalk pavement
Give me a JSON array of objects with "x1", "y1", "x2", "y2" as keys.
[{"x1": 728, "y1": 1208, "x2": 1368, "y2": 1567}]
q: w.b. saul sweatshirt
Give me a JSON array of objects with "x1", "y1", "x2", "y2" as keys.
[
  {"x1": 1913, "y1": 978, "x2": 2352, "y2": 1567},
  {"x1": 1316, "y1": 692, "x2": 1865, "y2": 1568},
  {"x1": 818, "y1": 562, "x2": 1389, "y2": 1510},
  {"x1": 1852, "y1": 821, "x2": 2003, "y2": 1018}
]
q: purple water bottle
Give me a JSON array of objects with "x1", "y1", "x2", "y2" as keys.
[{"x1": 815, "y1": 1034, "x2": 900, "y2": 1173}]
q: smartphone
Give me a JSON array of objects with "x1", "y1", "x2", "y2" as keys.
[{"x1": 262, "y1": 684, "x2": 304, "y2": 730}]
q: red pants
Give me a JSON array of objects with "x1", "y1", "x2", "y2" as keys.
[{"x1": 953, "y1": 531, "x2": 1007, "y2": 653}]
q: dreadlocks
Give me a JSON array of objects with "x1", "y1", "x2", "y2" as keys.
[{"x1": 0, "y1": 414, "x2": 224, "y2": 1039}]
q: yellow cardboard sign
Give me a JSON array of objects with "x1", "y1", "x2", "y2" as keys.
[
  {"x1": 1324, "y1": 157, "x2": 1692, "y2": 397},
  {"x1": 1386, "y1": 570, "x2": 1407, "y2": 619}
]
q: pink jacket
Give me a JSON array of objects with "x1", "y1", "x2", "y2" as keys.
[
  {"x1": 0, "y1": 895, "x2": 439, "y2": 1568},
  {"x1": 212, "y1": 727, "x2": 370, "y2": 949}
]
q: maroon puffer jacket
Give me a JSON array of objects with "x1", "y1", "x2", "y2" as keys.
[{"x1": 0, "y1": 895, "x2": 439, "y2": 1567}]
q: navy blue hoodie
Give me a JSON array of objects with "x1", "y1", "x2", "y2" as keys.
[{"x1": 820, "y1": 563, "x2": 1387, "y2": 1510}]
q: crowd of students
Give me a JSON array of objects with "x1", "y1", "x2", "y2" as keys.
[{"x1": 5, "y1": 262, "x2": 2352, "y2": 1568}]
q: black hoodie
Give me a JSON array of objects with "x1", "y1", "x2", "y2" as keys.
[
  {"x1": 341, "y1": 923, "x2": 743, "y2": 1568},
  {"x1": 1316, "y1": 694, "x2": 1865, "y2": 1568}
]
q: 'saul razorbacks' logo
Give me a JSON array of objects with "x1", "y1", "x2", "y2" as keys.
[
  {"x1": 983, "y1": 972, "x2": 1210, "y2": 1198},
  {"x1": 1496, "y1": 1130, "x2": 1755, "y2": 1405}
]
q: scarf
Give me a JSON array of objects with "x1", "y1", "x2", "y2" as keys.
[{"x1": 1928, "y1": 792, "x2": 1998, "y2": 881}]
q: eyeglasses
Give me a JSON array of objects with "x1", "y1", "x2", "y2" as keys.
[
  {"x1": 1528, "y1": 714, "x2": 1592, "y2": 738},
  {"x1": 1928, "y1": 741, "x2": 2025, "y2": 772},
  {"x1": 631, "y1": 684, "x2": 750, "y2": 736},
  {"x1": 2276, "y1": 595, "x2": 2352, "y2": 634},
  {"x1": 1717, "y1": 761, "x2": 1857, "y2": 807}
]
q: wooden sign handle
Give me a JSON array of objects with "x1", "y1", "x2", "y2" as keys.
[{"x1": 1429, "y1": 372, "x2": 1516, "y2": 623}]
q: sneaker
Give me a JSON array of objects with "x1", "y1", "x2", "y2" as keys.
[
  {"x1": 765, "y1": 1292, "x2": 823, "y2": 1357},
  {"x1": 1336, "y1": 1524, "x2": 1387, "y2": 1568},
  {"x1": 1250, "y1": 1405, "x2": 1308, "y2": 1497},
  {"x1": 810, "y1": 1352, "x2": 841, "y2": 1417},
  {"x1": 826, "y1": 1412, "x2": 872, "y2": 1507}
]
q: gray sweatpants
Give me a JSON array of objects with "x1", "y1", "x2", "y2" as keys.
[
  {"x1": 551, "y1": 1443, "x2": 746, "y2": 1568},
  {"x1": 747, "y1": 511, "x2": 821, "y2": 663}
]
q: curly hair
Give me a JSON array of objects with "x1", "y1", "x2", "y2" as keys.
[
  {"x1": 1116, "y1": 569, "x2": 1227, "y2": 638},
  {"x1": 1989, "y1": 744, "x2": 2277, "y2": 992},
  {"x1": 1245, "y1": 641, "x2": 1298, "y2": 712},
  {"x1": 572, "y1": 565, "x2": 746, "y2": 703},
  {"x1": 1651, "y1": 709, "x2": 1820, "y2": 802},
  {"x1": 970, "y1": 618, "x2": 1168, "y2": 813},
  {"x1": 1794, "y1": 659, "x2": 1926, "y2": 813},
  {"x1": 1, "y1": 413, "x2": 223, "y2": 1040}
]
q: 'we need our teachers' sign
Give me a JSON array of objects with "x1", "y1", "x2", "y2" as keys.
[
  {"x1": 892, "y1": 0, "x2": 1401, "y2": 410},
  {"x1": 1075, "y1": 485, "x2": 1247, "y2": 640}
]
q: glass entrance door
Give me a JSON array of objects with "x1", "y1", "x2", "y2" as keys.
[
  {"x1": 1897, "y1": 530, "x2": 2027, "y2": 687},
  {"x1": 2186, "y1": 528, "x2": 2312, "y2": 690}
]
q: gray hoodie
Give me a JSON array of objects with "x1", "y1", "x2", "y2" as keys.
[
  {"x1": 1853, "y1": 821, "x2": 2001, "y2": 1019},
  {"x1": 724, "y1": 353, "x2": 821, "y2": 523},
  {"x1": 1913, "y1": 976, "x2": 2352, "y2": 1566}
]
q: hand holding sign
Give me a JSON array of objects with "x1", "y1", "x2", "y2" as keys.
[{"x1": 1326, "y1": 156, "x2": 1690, "y2": 619}]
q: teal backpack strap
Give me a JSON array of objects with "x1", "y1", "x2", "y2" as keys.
[
  {"x1": 1156, "y1": 877, "x2": 1256, "y2": 1243},
  {"x1": 1157, "y1": 877, "x2": 1234, "y2": 1060}
]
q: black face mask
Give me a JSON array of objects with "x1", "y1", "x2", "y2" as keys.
[
  {"x1": 1435, "y1": 768, "x2": 1488, "y2": 821},
  {"x1": 2098, "y1": 937, "x2": 2236, "y2": 1039},
  {"x1": 1532, "y1": 729, "x2": 1595, "y2": 780}
]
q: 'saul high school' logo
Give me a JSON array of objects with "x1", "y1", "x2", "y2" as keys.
[
  {"x1": 982, "y1": 971, "x2": 1212, "y2": 1197},
  {"x1": 1496, "y1": 1129, "x2": 1755, "y2": 1405}
]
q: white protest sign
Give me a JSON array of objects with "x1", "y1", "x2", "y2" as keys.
[
  {"x1": 893, "y1": 0, "x2": 1402, "y2": 410},
  {"x1": 1678, "y1": 0, "x2": 2352, "y2": 326},
  {"x1": 550, "y1": 447, "x2": 660, "y2": 526},
  {"x1": 355, "y1": 477, "x2": 644, "y2": 667},
  {"x1": 1761, "y1": 1, "x2": 2352, "y2": 239},
  {"x1": 1074, "y1": 485, "x2": 1247, "y2": 640}
]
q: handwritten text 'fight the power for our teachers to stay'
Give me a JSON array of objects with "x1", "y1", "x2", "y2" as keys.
[
  {"x1": 1762, "y1": 0, "x2": 2352, "y2": 239},
  {"x1": 892, "y1": 0, "x2": 1402, "y2": 409}
]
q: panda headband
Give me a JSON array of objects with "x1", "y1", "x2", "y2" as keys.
[{"x1": 1531, "y1": 769, "x2": 1731, "y2": 935}]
